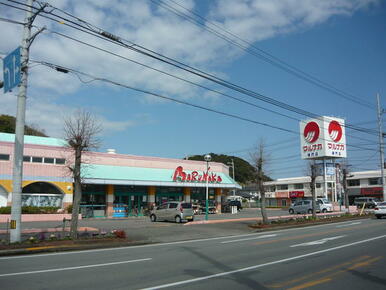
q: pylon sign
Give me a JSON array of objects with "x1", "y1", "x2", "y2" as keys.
[{"x1": 300, "y1": 116, "x2": 347, "y2": 159}]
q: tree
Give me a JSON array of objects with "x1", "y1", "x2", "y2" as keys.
[
  {"x1": 309, "y1": 161, "x2": 317, "y2": 219},
  {"x1": 64, "y1": 110, "x2": 101, "y2": 239},
  {"x1": 0, "y1": 114, "x2": 47, "y2": 136},
  {"x1": 251, "y1": 141, "x2": 269, "y2": 224},
  {"x1": 186, "y1": 154, "x2": 270, "y2": 184}
]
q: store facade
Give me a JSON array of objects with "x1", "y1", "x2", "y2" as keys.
[{"x1": 0, "y1": 133, "x2": 240, "y2": 217}]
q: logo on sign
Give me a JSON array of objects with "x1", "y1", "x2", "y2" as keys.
[
  {"x1": 172, "y1": 166, "x2": 222, "y2": 183},
  {"x1": 328, "y1": 120, "x2": 343, "y2": 142},
  {"x1": 303, "y1": 122, "x2": 320, "y2": 143}
]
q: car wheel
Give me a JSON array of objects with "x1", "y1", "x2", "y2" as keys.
[
  {"x1": 175, "y1": 215, "x2": 182, "y2": 223},
  {"x1": 376, "y1": 215, "x2": 382, "y2": 219},
  {"x1": 150, "y1": 214, "x2": 157, "y2": 222},
  {"x1": 289, "y1": 209, "x2": 294, "y2": 214},
  {"x1": 322, "y1": 209, "x2": 327, "y2": 213},
  {"x1": 308, "y1": 209, "x2": 313, "y2": 214}
]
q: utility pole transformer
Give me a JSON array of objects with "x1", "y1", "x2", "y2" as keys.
[
  {"x1": 377, "y1": 94, "x2": 386, "y2": 201},
  {"x1": 10, "y1": 0, "x2": 45, "y2": 243}
]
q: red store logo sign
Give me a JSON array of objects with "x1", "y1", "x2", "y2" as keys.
[{"x1": 172, "y1": 166, "x2": 222, "y2": 183}]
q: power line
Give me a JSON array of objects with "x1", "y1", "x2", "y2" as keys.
[
  {"x1": 154, "y1": 0, "x2": 375, "y2": 110},
  {"x1": 1, "y1": 0, "x2": 379, "y2": 137},
  {"x1": 34, "y1": 59, "x2": 380, "y2": 154}
]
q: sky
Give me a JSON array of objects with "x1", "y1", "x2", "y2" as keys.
[{"x1": 1, "y1": 0, "x2": 386, "y2": 180}]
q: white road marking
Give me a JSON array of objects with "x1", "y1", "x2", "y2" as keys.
[
  {"x1": 290, "y1": 236, "x2": 345, "y2": 247},
  {"x1": 0, "y1": 258, "x2": 151, "y2": 277},
  {"x1": 141, "y1": 234, "x2": 386, "y2": 290},
  {"x1": 0, "y1": 218, "x2": 371, "y2": 260},
  {"x1": 336, "y1": 222, "x2": 361, "y2": 228},
  {"x1": 221, "y1": 234, "x2": 277, "y2": 244}
]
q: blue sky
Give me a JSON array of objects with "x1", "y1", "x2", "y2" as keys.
[{"x1": 1, "y1": 0, "x2": 385, "y2": 179}]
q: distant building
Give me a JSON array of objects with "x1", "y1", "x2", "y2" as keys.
[{"x1": 254, "y1": 170, "x2": 384, "y2": 207}]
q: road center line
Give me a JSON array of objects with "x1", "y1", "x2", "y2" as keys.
[
  {"x1": 221, "y1": 234, "x2": 277, "y2": 244},
  {"x1": 0, "y1": 258, "x2": 151, "y2": 277},
  {"x1": 141, "y1": 235, "x2": 386, "y2": 290}
]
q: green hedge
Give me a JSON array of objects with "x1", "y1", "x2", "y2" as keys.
[{"x1": 0, "y1": 206, "x2": 60, "y2": 214}]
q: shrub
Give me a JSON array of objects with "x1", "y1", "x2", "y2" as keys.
[
  {"x1": 0, "y1": 206, "x2": 60, "y2": 214},
  {"x1": 112, "y1": 229, "x2": 127, "y2": 239},
  {"x1": 66, "y1": 204, "x2": 73, "y2": 213}
]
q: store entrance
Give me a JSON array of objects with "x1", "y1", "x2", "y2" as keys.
[{"x1": 114, "y1": 193, "x2": 147, "y2": 217}]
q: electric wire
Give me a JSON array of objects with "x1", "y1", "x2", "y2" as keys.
[
  {"x1": 2, "y1": 0, "x2": 379, "y2": 137},
  {"x1": 155, "y1": 0, "x2": 375, "y2": 110},
  {"x1": 32, "y1": 59, "x2": 380, "y2": 153}
]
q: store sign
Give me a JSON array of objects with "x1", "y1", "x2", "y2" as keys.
[
  {"x1": 289, "y1": 191, "x2": 304, "y2": 198},
  {"x1": 172, "y1": 166, "x2": 222, "y2": 183},
  {"x1": 276, "y1": 191, "x2": 289, "y2": 198},
  {"x1": 361, "y1": 187, "x2": 382, "y2": 196},
  {"x1": 300, "y1": 116, "x2": 347, "y2": 159}
]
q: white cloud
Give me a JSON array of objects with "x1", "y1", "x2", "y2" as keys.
[{"x1": 0, "y1": 0, "x2": 379, "y2": 137}]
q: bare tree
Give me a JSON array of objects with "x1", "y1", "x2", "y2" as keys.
[
  {"x1": 251, "y1": 141, "x2": 269, "y2": 224},
  {"x1": 64, "y1": 110, "x2": 101, "y2": 239},
  {"x1": 309, "y1": 161, "x2": 317, "y2": 219}
]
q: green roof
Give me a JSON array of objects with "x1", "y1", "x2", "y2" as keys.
[{"x1": 0, "y1": 133, "x2": 67, "y2": 147}]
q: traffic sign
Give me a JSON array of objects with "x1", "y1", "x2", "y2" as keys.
[{"x1": 3, "y1": 46, "x2": 21, "y2": 93}]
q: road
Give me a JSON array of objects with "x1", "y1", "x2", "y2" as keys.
[{"x1": 0, "y1": 218, "x2": 385, "y2": 289}]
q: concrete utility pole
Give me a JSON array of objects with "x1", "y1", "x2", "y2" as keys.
[
  {"x1": 377, "y1": 94, "x2": 386, "y2": 201},
  {"x1": 342, "y1": 168, "x2": 349, "y2": 212},
  {"x1": 10, "y1": 0, "x2": 45, "y2": 243}
]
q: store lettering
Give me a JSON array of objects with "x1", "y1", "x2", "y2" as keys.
[
  {"x1": 327, "y1": 143, "x2": 344, "y2": 151},
  {"x1": 303, "y1": 144, "x2": 322, "y2": 152},
  {"x1": 173, "y1": 166, "x2": 222, "y2": 183}
]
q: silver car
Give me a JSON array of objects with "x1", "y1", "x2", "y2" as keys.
[
  {"x1": 150, "y1": 202, "x2": 194, "y2": 223},
  {"x1": 289, "y1": 200, "x2": 320, "y2": 214}
]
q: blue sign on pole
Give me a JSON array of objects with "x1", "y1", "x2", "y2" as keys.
[{"x1": 3, "y1": 46, "x2": 21, "y2": 93}]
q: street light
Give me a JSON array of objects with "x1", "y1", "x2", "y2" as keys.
[
  {"x1": 204, "y1": 154, "x2": 211, "y2": 221},
  {"x1": 227, "y1": 159, "x2": 235, "y2": 197}
]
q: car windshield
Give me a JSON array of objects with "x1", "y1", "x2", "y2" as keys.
[
  {"x1": 181, "y1": 203, "x2": 192, "y2": 209},
  {"x1": 378, "y1": 202, "x2": 386, "y2": 206}
]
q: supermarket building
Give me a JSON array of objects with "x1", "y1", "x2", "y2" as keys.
[{"x1": 0, "y1": 133, "x2": 240, "y2": 217}]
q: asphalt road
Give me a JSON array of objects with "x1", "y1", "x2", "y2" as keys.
[{"x1": 0, "y1": 218, "x2": 385, "y2": 289}]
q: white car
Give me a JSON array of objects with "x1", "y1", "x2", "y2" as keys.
[
  {"x1": 374, "y1": 201, "x2": 386, "y2": 219},
  {"x1": 317, "y1": 198, "x2": 333, "y2": 213}
]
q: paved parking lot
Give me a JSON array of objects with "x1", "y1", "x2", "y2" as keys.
[{"x1": 0, "y1": 208, "x2": 287, "y2": 243}]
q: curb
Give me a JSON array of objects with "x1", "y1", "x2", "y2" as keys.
[{"x1": 0, "y1": 240, "x2": 150, "y2": 257}]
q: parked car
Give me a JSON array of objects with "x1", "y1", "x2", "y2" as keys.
[
  {"x1": 150, "y1": 202, "x2": 194, "y2": 223},
  {"x1": 222, "y1": 200, "x2": 243, "y2": 213},
  {"x1": 198, "y1": 201, "x2": 217, "y2": 214},
  {"x1": 289, "y1": 200, "x2": 320, "y2": 214},
  {"x1": 317, "y1": 198, "x2": 333, "y2": 213},
  {"x1": 354, "y1": 197, "x2": 379, "y2": 209},
  {"x1": 374, "y1": 201, "x2": 386, "y2": 219}
]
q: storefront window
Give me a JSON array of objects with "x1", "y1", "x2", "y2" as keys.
[
  {"x1": 294, "y1": 184, "x2": 303, "y2": 189},
  {"x1": 348, "y1": 179, "x2": 360, "y2": 187}
]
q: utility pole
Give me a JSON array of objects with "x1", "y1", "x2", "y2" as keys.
[
  {"x1": 377, "y1": 93, "x2": 386, "y2": 201},
  {"x1": 10, "y1": 0, "x2": 45, "y2": 243},
  {"x1": 342, "y1": 168, "x2": 349, "y2": 212}
]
